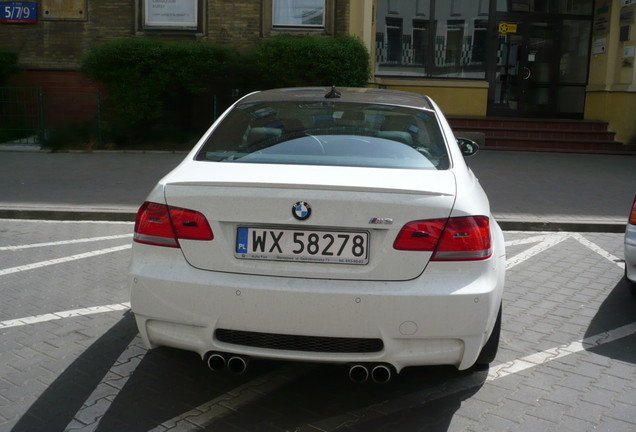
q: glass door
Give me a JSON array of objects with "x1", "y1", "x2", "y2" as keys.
[{"x1": 488, "y1": 19, "x2": 558, "y2": 117}]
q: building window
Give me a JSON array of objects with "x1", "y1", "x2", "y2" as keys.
[
  {"x1": 471, "y1": 19, "x2": 488, "y2": 63},
  {"x1": 273, "y1": 0, "x2": 325, "y2": 28},
  {"x1": 385, "y1": 18, "x2": 403, "y2": 63},
  {"x1": 137, "y1": 0, "x2": 205, "y2": 33},
  {"x1": 445, "y1": 20, "x2": 465, "y2": 65},
  {"x1": 376, "y1": 0, "x2": 489, "y2": 79},
  {"x1": 413, "y1": 20, "x2": 429, "y2": 66}
]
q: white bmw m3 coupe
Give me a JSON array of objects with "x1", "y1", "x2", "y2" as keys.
[{"x1": 129, "y1": 87, "x2": 506, "y2": 383}]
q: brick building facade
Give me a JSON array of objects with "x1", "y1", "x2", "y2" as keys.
[
  {"x1": 2, "y1": 0, "x2": 350, "y2": 72},
  {"x1": 1, "y1": 0, "x2": 351, "y2": 134}
]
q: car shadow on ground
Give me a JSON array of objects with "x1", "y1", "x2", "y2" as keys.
[
  {"x1": 584, "y1": 276, "x2": 636, "y2": 364},
  {"x1": 12, "y1": 312, "x2": 487, "y2": 432}
]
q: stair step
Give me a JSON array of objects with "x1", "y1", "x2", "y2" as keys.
[
  {"x1": 454, "y1": 126, "x2": 616, "y2": 142},
  {"x1": 448, "y1": 116, "x2": 636, "y2": 154},
  {"x1": 449, "y1": 116, "x2": 609, "y2": 131}
]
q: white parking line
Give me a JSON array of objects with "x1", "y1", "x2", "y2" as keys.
[
  {"x1": 0, "y1": 303, "x2": 131, "y2": 329},
  {"x1": 488, "y1": 321, "x2": 636, "y2": 381},
  {"x1": 0, "y1": 219, "x2": 133, "y2": 225},
  {"x1": 3, "y1": 230, "x2": 630, "y2": 431},
  {"x1": 505, "y1": 232, "x2": 569, "y2": 270},
  {"x1": 0, "y1": 244, "x2": 131, "y2": 277},
  {"x1": 571, "y1": 232, "x2": 625, "y2": 269},
  {"x1": 297, "y1": 322, "x2": 636, "y2": 431},
  {"x1": 0, "y1": 234, "x2": 132, "y2": 251}
]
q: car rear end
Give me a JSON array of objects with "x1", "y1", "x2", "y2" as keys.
[
  {"x1": 626, "y1": 196, "x2": 636, "y2": 285},
  {"x1": 129, "y1": 88, "x2": 505, "y2": 375}
]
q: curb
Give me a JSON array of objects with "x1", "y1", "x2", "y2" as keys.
[
  {"x1": 497, "y1": 220, "x2": 626, "y2": 234},
  {"x1": 0, "y1": 209, "x2": 136, "y2": 222},
  {"x1": 0, "y1": 208, "x2": 626, "y2": 233}
]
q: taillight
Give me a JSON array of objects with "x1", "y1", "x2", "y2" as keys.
[
  {"x1": 629, "y1": 197, "x2": 636, "y2": 225},
  {"x1": 393, "y1": 219, "x2": 446, "y2": 251},
  {"x1": 394, "y1": 216, "x2": 491, "y2": 261},
  {"x1": 134, "y1": 202, "x2": 213, "y2": 248},
  {"x1": 433, "y1": 216, "x2": 491, "y2": 261}
]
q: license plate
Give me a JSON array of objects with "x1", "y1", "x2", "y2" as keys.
[{"x1": 235, "y1": 227, "x2": 369, "y2": 265}]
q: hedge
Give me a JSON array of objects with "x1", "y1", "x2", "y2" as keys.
[
  {"x1": 247, "y1": 34, "x2": 370, "y2": 90},
  {"x1": 0, "y1": 46, "x2": 18, "y2": 85},
  {"x1": 80, "y1": 35, "x2": 370, "y2": 145},
  {"x1": 81, "y1": 38, "x2": 238, "y2": 130}
]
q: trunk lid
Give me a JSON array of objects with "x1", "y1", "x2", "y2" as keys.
[{"x1": 163, "y1": 161, "x2": 456, "y2": 281}]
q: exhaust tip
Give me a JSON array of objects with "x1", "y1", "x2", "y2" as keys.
[
  {"x1": 206, "y1": 353, "x2": 227, "y2": 371},
  {"x1": 348, "y1": 364, "x2": 370, "y2": 383},
  {"x1": 227, "y1": 356, "x2": 248, "y2": 374},
  {"x1": 371, "y1": 365, "x2": 392, "y2": 384}
]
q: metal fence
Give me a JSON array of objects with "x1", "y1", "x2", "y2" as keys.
[
  {"x1": 0, "y1": 86, "x2": 101, "y2": 148},
  {"x1": 0, "y1": 87, "x2": 44, "y2": 145}
]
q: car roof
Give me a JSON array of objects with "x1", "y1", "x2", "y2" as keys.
[{"x1": 240, "y1": 87, "x2": 437, "y2": 111}]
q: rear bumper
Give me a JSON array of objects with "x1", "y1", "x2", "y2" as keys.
[{"x1": 130, "y1": 242, "x2": 505, "y2": 372}]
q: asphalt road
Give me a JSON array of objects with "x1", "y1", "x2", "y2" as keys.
[{"x1": 0, "y1": 150, "x2": 634, "y2": 230}]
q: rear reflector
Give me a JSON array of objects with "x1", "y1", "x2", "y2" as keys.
[
  {"x1": 630, "y1": 197, "x2": 636, "y2": 225},
  {"x1": 134, "y1": 202, "x2": 213, "y2": 248},
  {"x1": 394, "y1": 216, "x2": 492, "y2": 261}
]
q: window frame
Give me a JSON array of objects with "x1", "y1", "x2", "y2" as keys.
[
  {"x1": 262, "y1": 0, "x2": 334, "y2": 36},
  {"x1": 272, "y1": 0, "x2": 325, "y2": 28},
  {"x1": 135, "y1": 0, "x2": 207, "y2": 35}
]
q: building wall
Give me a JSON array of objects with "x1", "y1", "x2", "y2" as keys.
[
  {"x1": 374, "y1": 77, "x2": 488, "y2": 116},
  {"x1": 0, "y1": 0, "x2": 352, "y2": 133},
  {"x1": 207, "y1": 1, "x2": 262, "y2": 51},
  {"x1": 0, "y1": 1, "x2": 134, "y2": 70},
  {"x1": 585, "y1": 0, "x2": 636, "y2": 144},
  {"x1": 1, "y1": 0, "x2": 351, "y2": 70}
]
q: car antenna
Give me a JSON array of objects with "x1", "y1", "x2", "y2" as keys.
[{"x1": 324, "y1": 85, "x2": 341, "y2": 99}]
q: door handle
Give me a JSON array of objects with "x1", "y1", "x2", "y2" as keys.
[{"x1": 522, "y1": 66, "x2": 532, "y2": 80}]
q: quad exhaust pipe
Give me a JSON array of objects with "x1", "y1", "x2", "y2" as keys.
[
  {"x1": 348, "y1": 364, "x2": 370, "y2": 383},
  {"x1": 206, "y1": 353, "x2": 227, "y2": 371},
  {"x1": 205, "y1": 352, "x2": 248, "y2": 374},
  {"x1": 227, "y1": 355, "x2": 248, "y2": 374},
  {"x1": 207, "y1": 353, "x2": 392, "y2": 382},
  {"x1": 348, "y1": 364, "x2": 393, "y2": 384}
]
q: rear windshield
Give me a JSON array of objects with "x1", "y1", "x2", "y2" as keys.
[{"x1": 195, "y1": 101, "x2": 449, "y2": 170}]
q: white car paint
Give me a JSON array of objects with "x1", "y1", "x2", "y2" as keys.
[{"x1": 129, "y1": 87, "x2": 506, "y2": 373}]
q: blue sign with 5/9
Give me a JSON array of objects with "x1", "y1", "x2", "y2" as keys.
[{"x1": 0, "y1": 1, "x2": 37, "y2": 23}]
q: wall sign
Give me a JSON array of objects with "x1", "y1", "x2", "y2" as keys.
[
  {"x1": 144, "y1": 0, "x2": 197, "y2": 29},
  {"x1": 0, "y1": 1, "x2": 37, "y2": 23},
  {"x1": 498, "y1": 22, "x2": 518, "y2": 34}
]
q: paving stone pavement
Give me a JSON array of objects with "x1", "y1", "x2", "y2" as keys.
[{"x1": 1, "y1": 219, "x2": 635, "y2": 431}]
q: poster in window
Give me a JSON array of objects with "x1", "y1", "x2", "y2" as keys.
[
  {"x1": 273, "y1": 0, "x2": 324, "y2": 27},
  {"x1": 145, "y1": 0, "x2": 197, "y2": 29}
]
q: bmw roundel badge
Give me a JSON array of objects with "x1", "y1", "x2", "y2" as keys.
[{"x1": 292, "y1": 201, "x2": 311, "y2": 221}]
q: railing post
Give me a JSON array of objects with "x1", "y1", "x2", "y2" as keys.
[
  {"x1": 37, "y1": 87, "x2": 46, "y2": 146},
  {"x1": 96, "y1": 92, "x2": 102, "y2": 147}
]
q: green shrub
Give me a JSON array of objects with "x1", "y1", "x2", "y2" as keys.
[
  {"x1": 246, "y1": 34, "x2": 370, "y2": 90},
  {"x1": 43, "y1": 121, "x2": 98, "y2": 152},
  {"x1": 80, "y1": 35, "x2": 370, "y2": 147},
  {"x1": 81, "y1": 38, "x2": 238, "y2": 141},
  {"x1": 0, "y1": 46, "x2": 18, "y2": 85}
]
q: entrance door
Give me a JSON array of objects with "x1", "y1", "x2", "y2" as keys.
[{"x1": 488, "y1": 19, "x2": 558, "y2": 117}]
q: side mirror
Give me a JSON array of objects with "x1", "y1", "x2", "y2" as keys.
[{"x1": 457, "y1": 138, "x2": 479, "y2": 157}]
